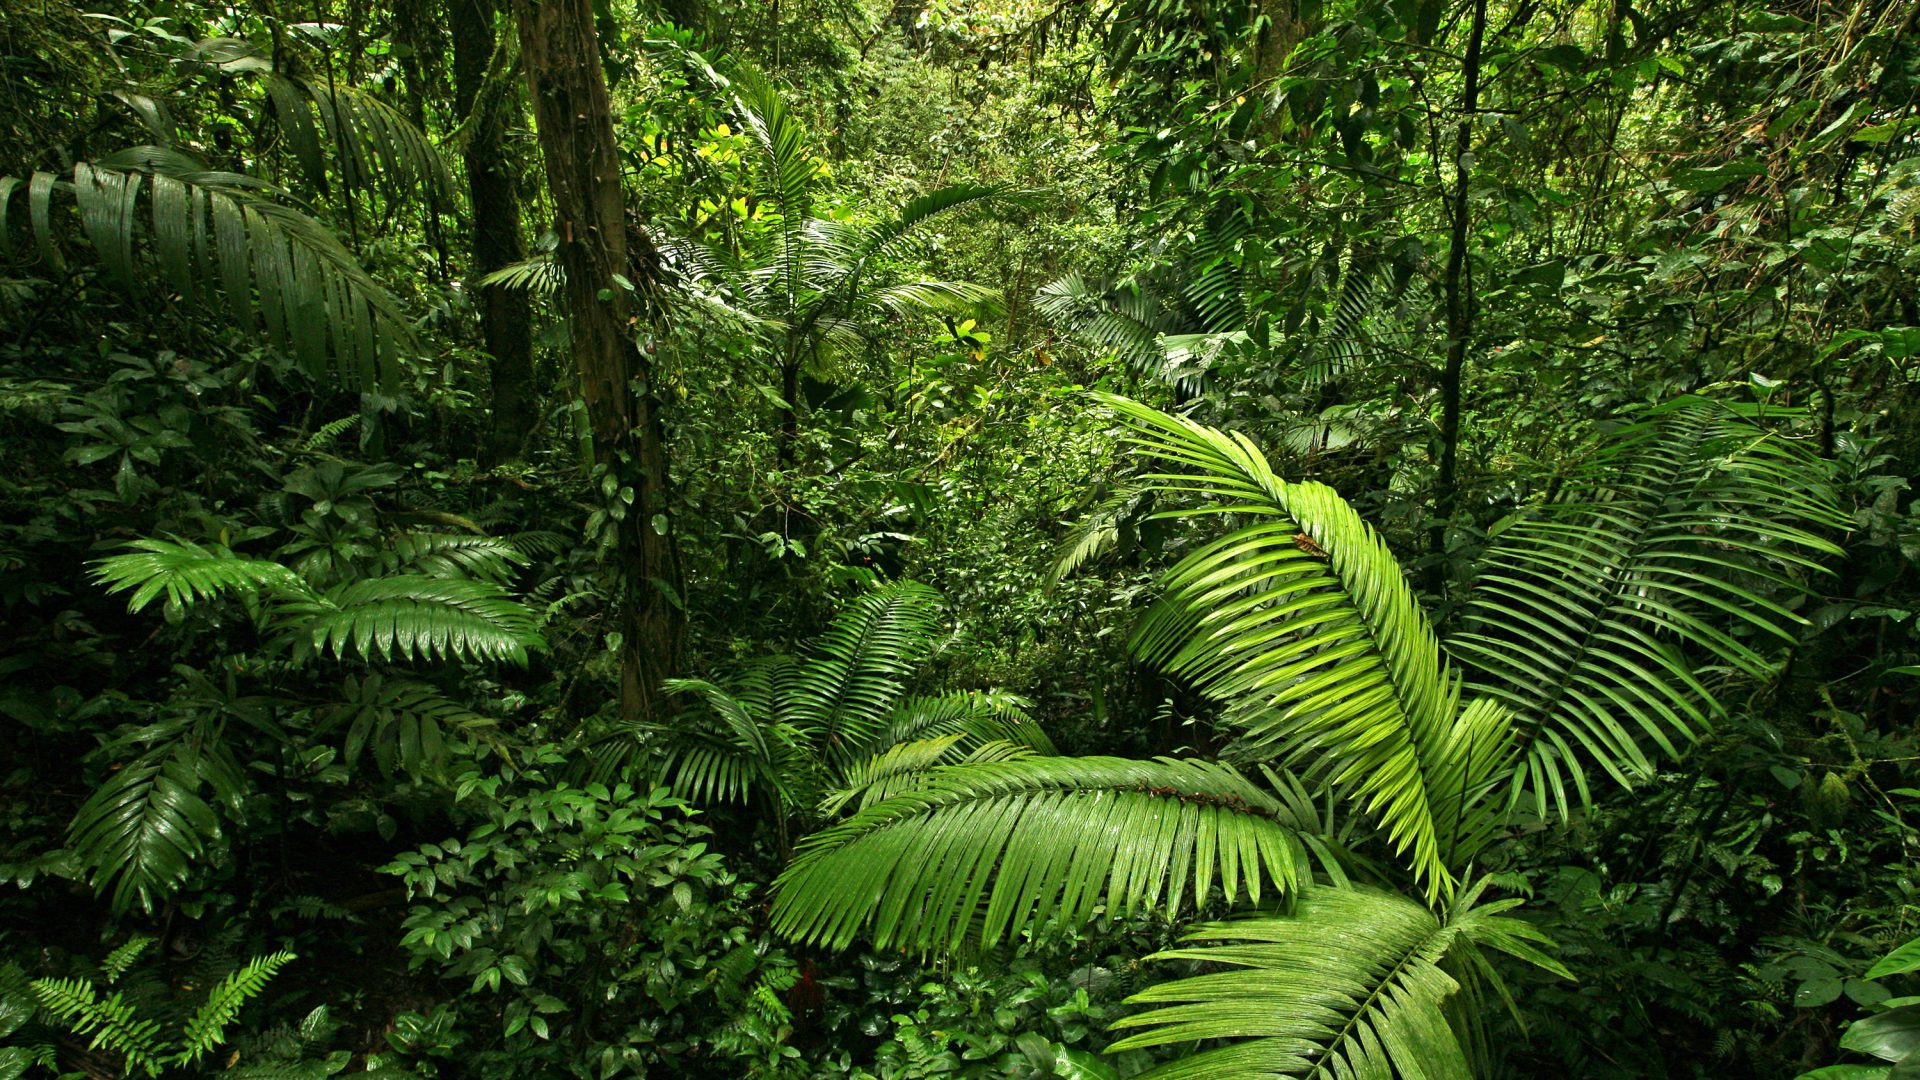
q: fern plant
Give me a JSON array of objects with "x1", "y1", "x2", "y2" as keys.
[
  {"x1": 28, "y1": 947, "x2": 294, "y2": 1077},
  {"x1": 769, "y1": 393, "x2": 1845, "y2": 1077}
]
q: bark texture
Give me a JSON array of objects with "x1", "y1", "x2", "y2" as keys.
[
  {"x1": 452, "y1": 0, "x2": 537, "y2": 464},
  {"x1": 512, "y1": 0, "x2": 682, "y2": 720}
]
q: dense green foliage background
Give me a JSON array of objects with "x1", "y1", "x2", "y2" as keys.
[{"x1": 2, "y1": 0, "x2": 1919, "y2": 1076}]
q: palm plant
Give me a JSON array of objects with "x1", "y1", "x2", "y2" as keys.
[
  {"x1": 0, "y1": 29, "x2": 452, "y2": 387},
  {"x1": 643, "y1": 581, "x2": 1052, "y2": 851},
  {"x1": 770, "y1": 393, "x2": 1846, "y2": 1076}
]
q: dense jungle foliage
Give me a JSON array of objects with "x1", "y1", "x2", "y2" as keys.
[{"x1": 2, "y1": 0, "x2": 1919, "y2": 1075}]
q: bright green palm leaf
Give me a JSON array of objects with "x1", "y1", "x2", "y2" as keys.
[
  {"x1": 771, "y1": 756, "x2": 1310, "y2": 952},
  {"x1": 1096, "y1": 393, "x2": 1464, "y2": 898}
]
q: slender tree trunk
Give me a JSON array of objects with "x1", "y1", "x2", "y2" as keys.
[
  {"x1": 512, "y1": 0, "x2": 682, "y2": 721},
  {"x1": 1430, "y1": 0, "x2": 1489, "y2": 589},
  {"x1": 452, "y1": 0, "x2": 537, "y2": 463}
]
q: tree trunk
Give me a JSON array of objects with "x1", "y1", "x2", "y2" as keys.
[
  {"x1": 512, "y1": 0, "x2": 682, "y2": 721},
  {"x1": 452, "y1": 0, "x2": 537, "y2": 464},
  {"x1": 1430, "y1": 0, "x2": 1488, "y2": 591}
]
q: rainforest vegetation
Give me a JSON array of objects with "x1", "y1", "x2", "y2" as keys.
[{"x1": 1, "y1": 0, "x2": 1918, "y2": 1075}]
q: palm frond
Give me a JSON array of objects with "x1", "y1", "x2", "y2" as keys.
[
  {"x1": 658, "y1": 673, "x2": 797, "y2": 805},
  {"x1": 477, "y1": 252, "x2": 563, "y2": 295},
  {"x1": 770, "y1": 756, "x2": 1310, "y2": 952},
  {"x1": 297, "y1": 576, "x2": 545, "y2": 665},
  {"x1": 67, "y1": 745, "x2": 238, "y2": 916},
  {"x1": 1447, "y1": 397, "x2": 1848, "y2": 818},
  {"x1": 1109, "y1": 888, "x2": 1468, "y2": 1079},
  {"x1": 314, "y1": 675, "x2": 501, "y2": 782},
  {"x1": 94, "y1": 540, "x2": 543, "y2": 665},
  {"x1": 272, "y1": 75, "x2": 456, "y2": 208},
  {"x1": 1099, "y1": 393, "x2": 1464, "y2": 897},
  {"x1": 1048, "y1": 482, "x2": 1153, "y2": 586},
  {"x1": 822, "y1": 734, "x2": 1036, "y2": 815},
  {"x1": 379, "y1": 533, "x2": 529, "y2": 584},
  {"x1": 1035, "y1": 272, "x2": 1178, "y2": 379},
  {"x1": 92, "y1": 538, "x2": 314, "y2": 613},
  {"x1": 782, "y1": 581, "x2": 948, "y2": 771},
  {"x1": 1, "y1": 153, "x2": 414, "y2": 386},
  {"x1": 869, "y1": 691, "x2": 1054, "y2": 756},
  {"x1": 1182, "y1": 210, "x2": 1251, "y2": 333},
  {"x1": 861, "y1": 279, "x2": 1003, "y2": 320},
  {"x1": 816, "y1": 184, "x2": 1030, "y2": 294}
]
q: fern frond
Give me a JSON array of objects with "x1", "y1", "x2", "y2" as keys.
[
  {"x1": 176, "y1": 950, "x2": 296, "y2": 1067},
  {"x1": 31, "y1": 977, "x2": 166, "y2": 1076},
  {"x1": 99, "y1": 936, "x2": 156, "y2": 984},
  {"x1": 771, "y1": 756, "x2": 1309, "y2": 952}
]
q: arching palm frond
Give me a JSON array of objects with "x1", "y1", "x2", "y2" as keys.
[
  {"x1": 295, "y1": 577, "x2": 544, "y2": 665},
  {"x1": 770, "y1": 756, "x2": 1310, "y2": 952},
  {"x1": 860, "y1": 279, "x2": 1002, "y2": 320},
  {"x1": 1098, "y1": 393, "x2": 1467, "y2": 898},
  {"x1": 379, "y1": 533, "x2": 530, "y2": 584},
  {"x1": 272, "y1": 76, "x2": 456, "y2": 209},
  {"x1": 1182, "y1": 206, "x2": 1254, "y2": 333},
  {"x1": 782, "y1": 581, "x2": 949, "y2": 771},
  {"x1": 1, "y1": 153, "x2": 414, "y2": 387},
  {"x1": 811, "y1": 183, "x2": 1029, "y2": 296},
  {"x1": 93, "y1": 539, "x2": 544, "y2": 665},
  {"x1": 1447, "y1": 397, "x2": 1848, "y2": 818},
  {"x1": 92, "y1": 537, "x2": 311, "y2": 612},
  {"x1": 869, "y1": 691, "x2": 1055, "y2": 755},
  {"x1": 313, "y1": 675, "x2": 503, "y2": 782},
  {"x1": 189, "y1": 37, "x2": 455, "y2": 209},
  {"x1": 1108, "y1": 885, "x2": 1567, "y2": 1079},
  {"x1": 1035, "y1": 272, "x2": 1181, "y2": 381},
  {"x1": 657, "y1": 669, "x2": 801, "y2": 806},
  {"x1": 821, "y1": 734, "x2": 1036, "y2": 815},
  {"x1": 67, "y1": 734, "x2": 246, "y2": 917},
  {"x1": 1047, "y1": 481, "x2": 1151, "y2": 587}
]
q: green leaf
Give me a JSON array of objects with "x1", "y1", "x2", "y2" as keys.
[
  {"x1": 1842, "y1": 1005, "x2": 1920, "y2": 1062},
  {"x1": 1870, "y1": 939, "x2": 1920, "y2": 981},
  {"x1": 1109, "y1": 887, "x2": 1475, "y2": 1079},
  {"x1": 772, "y1": 756, "x2": 1309, "y2": 952}
]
